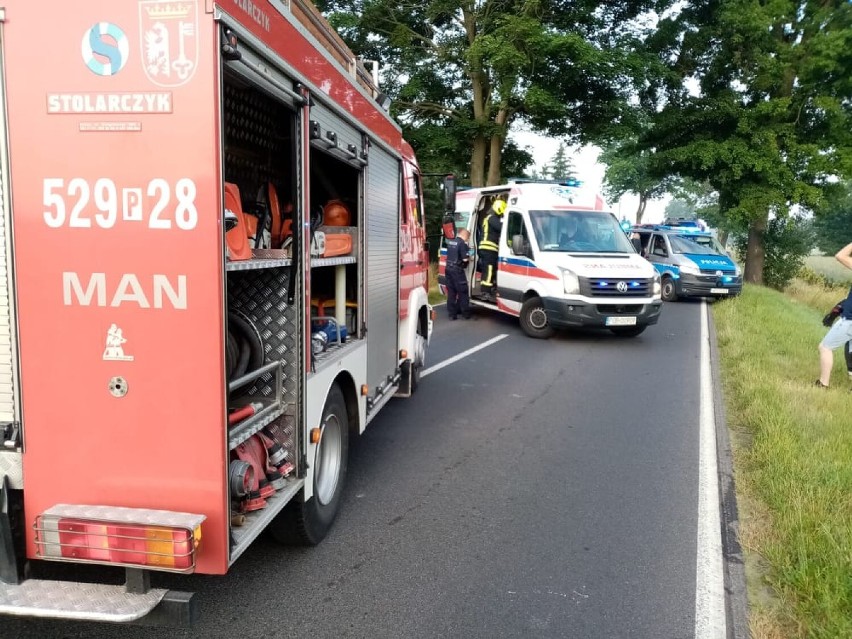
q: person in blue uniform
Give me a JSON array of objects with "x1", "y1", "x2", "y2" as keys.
[{"x1": 445, "y1": 228, "x2": 472, "y2": 320}]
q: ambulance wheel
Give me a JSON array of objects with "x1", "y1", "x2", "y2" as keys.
[
  {"x1": 520, "y1": 296, "x2": 553, "y2": 339},
  {"x1": 661, "y1": 276, "x2": 678, "y2": 302},
  {"x1": 270, "y1": 384, "x2": 349, "y2": 546},
  {"x1": 609, "y1": 325, "x2": 647, "y2": 337}
]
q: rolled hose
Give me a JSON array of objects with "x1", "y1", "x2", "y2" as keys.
[{"x1": 226, "y1": 311, "x2": 264, "y2": 381}]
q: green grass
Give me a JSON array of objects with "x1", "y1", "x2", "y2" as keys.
[
  {"x1": 713, "y1": 284, "x2": 852, "y2": 638},
  {"x1": 428, "y1": 262, "x2": 445, "y2": 305},
  {"x1": 805, "y1": 256, "x2": 852, "y2": 286}
]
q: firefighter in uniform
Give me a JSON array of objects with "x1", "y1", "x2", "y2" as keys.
[
  {"x1": 444, "y1": 228, "x2": 472, "y2": 320},
  {"x1": 478, "y1": 199, "x2": 506, "y2": 301}
]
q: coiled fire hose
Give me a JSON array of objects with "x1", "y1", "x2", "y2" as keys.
[{"x1": 225, "y1": 311, "x2": 264, "y2": 381}]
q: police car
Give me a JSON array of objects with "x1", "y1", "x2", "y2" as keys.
[{"x1": 630, "y1": 222, "x2": 742, "y2": 302}]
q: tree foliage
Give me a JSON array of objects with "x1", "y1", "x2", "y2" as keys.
[
  {"x1": 540, "y1": 143, "x2": 576, "y2": 181},
  {"x1": 642, "y1": 0, "x2": 852, "y2": 284},
  {"x1": 317, "y1": 0, "x2": 664, "y2": 187},
  {"x1": 812, "y1": 182, "x2": 852, "y2": 255},
  {"x1": 600, "y1": 139, "x2": 671, "y2": 224}
]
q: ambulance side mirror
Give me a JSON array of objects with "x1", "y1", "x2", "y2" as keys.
[
  {"x1": 512, "y1": 234, "x2": 528, "y2": 256},
  {"x1": 442, "y1": 175, "x2": 456, "y2": 213}
]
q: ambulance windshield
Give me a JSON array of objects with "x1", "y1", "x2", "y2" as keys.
[{"x1": 529, "y1": 210, "x2": 634, "y2": 253}]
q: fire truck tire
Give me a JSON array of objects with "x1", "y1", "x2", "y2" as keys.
[
  {"x1": 269, "y1": 384, "x2": 349, "y2": 546},
  {"x1": 520, "y1": 296, "x2": 554, "y2": 339},
  {"x1": 410, "y1": 331, "x2": 426, "y2": 392}
]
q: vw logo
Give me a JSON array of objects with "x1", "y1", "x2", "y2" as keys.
[
  {"x1": 716, "y1": 270, "x2": 723, "y2": 276},
  {"x1": 616, "y1": 281, "x2": 628, "y2": 293}
]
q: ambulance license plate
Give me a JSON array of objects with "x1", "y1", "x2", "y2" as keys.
[
  {"x1": 605, "y1": 316, "x2": 637, "y2": 326},
  {"x1": 710, "y1": 288, "x2": 729, "y2": 294}
]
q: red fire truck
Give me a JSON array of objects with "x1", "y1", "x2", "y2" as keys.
[{"x1": 0, "y1": 0, "x2": 451, "y2": 625}]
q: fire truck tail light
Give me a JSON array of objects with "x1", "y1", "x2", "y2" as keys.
[{"x1": 34, "y1": 505, "x2": 206, "y2": 573}]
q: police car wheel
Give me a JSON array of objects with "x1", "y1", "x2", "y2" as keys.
[
  {"x1": 270, "y1": 384, "x2": 349, "y2": 546},
  {"x1": 520, "y1": 297, "x2": 554, "y2": 339},
  {"x1": 661, "y1": 276, "x2": 678, "y2": 302}
]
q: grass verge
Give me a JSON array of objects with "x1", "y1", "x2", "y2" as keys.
[
  {"x1": 712, "y1": 284, "x2": 852, "y2": 638},
  {"x1": 428, "y1": 261, "x2": 445, "y2": 306}
]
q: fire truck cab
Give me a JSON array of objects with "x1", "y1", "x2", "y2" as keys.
[{"x1": 0, "y1": 0, "x2": 436, "y2": 625}]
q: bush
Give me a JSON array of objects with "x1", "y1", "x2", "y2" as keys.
[
  {"x1": 796, "y1": 265, "x2": 831, "y2": 288},
  {"x1": 732, "y1": 215, "x2": 815, "y2": 290}
]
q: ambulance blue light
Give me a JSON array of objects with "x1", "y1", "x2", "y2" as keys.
[
  {"x1": 723, "y1": 275, "x2": 733, "y2": 283},
  {"x1": 598, "y1": 281, "x2": 608, "y2": 286}
]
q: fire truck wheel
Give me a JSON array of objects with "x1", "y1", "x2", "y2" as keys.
[
  {"x1": 410, "y1": 331, "x2": 426, "y2": 392},
  {"x1": 270, "y1": 384, "x2": 349, "y2": 546},
  {"x1": 520, "y1": 296, "x2": 554, "y2": 339}
]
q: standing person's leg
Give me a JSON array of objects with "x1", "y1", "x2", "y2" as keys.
[
  {"x1": 480, "y1": 251, "x2": 496, "y2": 298},
  {"x1": 845, "y1": 340, "x2": 852, "y2": 378},
  {"x1": 458, "y1": 272, "x2": 471, "y2": 318},
  {"x1": 446, "y1": 274, "x2": 459, "y2": 319},
  {"x1": 818, "y1": 318, "x2": 852, "y2": 386}
]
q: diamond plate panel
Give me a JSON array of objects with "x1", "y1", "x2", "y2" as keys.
[
  {"x1": 227, "y1": 269, "x2": 297, "y2": 408},
  {"x1": 0, "y1": 450, "x2": 22, "y2": 488},
  {"x1": 223, "y1": 82, "x2": 295, "y2": 212},
  {"x1": 0, "y1": 580, "x2": 166, "y2": 622},
  {"x1": 41, "y1": 504, "x2": 206, "y2": 529}
]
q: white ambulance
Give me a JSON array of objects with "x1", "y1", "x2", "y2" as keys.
[{"x1": 439, "y1": 181, "x2": 663, "y2": 338}]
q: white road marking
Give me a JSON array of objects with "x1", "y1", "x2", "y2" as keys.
[
  {"x1": 695, "y1": 301, "x2": 727, "y2": 638},
  {"x1": 421, "y1": 334, "x2": 509, "y2": 378}
]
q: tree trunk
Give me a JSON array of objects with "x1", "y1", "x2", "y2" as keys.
[
  {"x1": 463, "y1": 6, "x2": 487, "y2": 187},
  {"x1": 486, "y1": 107, "x2": 509, "y2": 186},
  {"x1": 471, "y1": 137, "x2": 487, "y2": 187},
  {"x1": 635, "y1": 194, "x2": 648, "y2": 225},
  {"x1": 744, "y1": 213, "x2": 767, "y2": 284}
]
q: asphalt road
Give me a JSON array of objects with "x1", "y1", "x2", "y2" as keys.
[{"x1": 7, "y1": 299, "x2": 708, "y2": 639}]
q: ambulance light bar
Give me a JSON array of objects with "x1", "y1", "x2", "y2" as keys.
[{"x1": 34, "y1": 505, "x2": 205, "y2": 573}]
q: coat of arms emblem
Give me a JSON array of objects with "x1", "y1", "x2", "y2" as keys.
[{"x1": 139, "y1": 1, "x2": 199, "y2": 87}]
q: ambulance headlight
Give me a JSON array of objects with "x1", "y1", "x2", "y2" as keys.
[
  {"x1": 680, "y1": 262, "x2": 700, "y2": 276},
  {"x1": 562, "y1": 269, "x2": 580, "y2": 295},
  {"x1": 653, "y1": 273, "x2": 661, "y2": 296},
  {"x1": 733, "y1": 264, "x2": 741, "y2": 277}
]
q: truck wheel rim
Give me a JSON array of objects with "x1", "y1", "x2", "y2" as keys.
[
  {"x1": 415, "y1": 333, "x2": 426, "y2": 367},
  {"x1": 529, "y1": 307, "x2": 548, "y2": 329},
  {"x1": 315, "y1": 413, "x2": 342, "y2": 505}
]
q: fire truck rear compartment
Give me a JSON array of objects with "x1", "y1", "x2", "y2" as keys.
[
  {"x1": 221, "y1": 73, "x2": 305, "y2": 561},
  {"x1": 220, "y1": 70, "x2": 363, "y2": 562}
]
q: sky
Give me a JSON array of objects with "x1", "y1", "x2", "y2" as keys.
[{"x1": 510, "y1": 129, "x2": 671, "y2": 225}]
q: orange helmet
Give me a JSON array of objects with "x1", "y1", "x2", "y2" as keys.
[{"x1": 323, "y1": 199, "x2": 352, "y2": 226}]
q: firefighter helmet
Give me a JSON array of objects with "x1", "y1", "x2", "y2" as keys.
[
  {"x1": 323, "y1": 199, "x2": 352, "y2": 226},
  {"x1": 492, "y1": 199, "x2": 507, "y2": 216}
]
